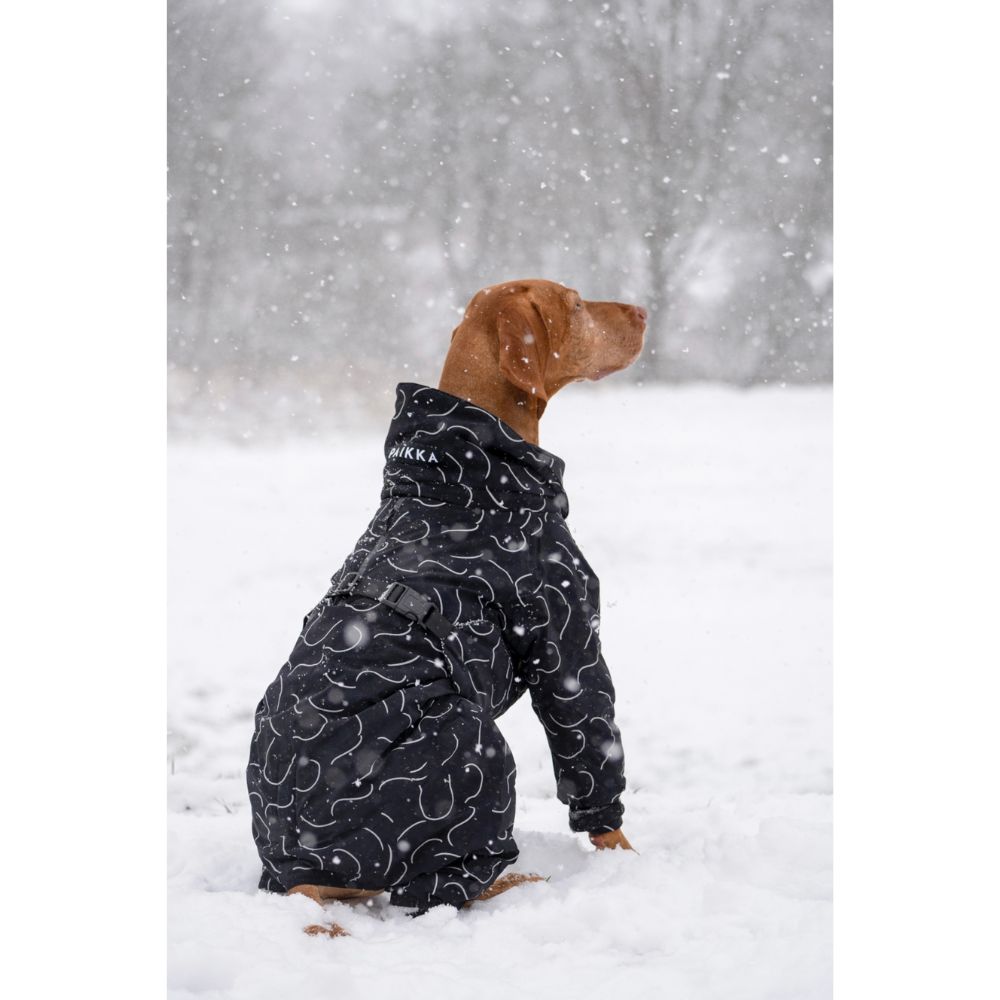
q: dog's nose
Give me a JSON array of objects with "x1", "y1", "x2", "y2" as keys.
[{"x1": 631, "y1": 305, "x2": 648, "y2": 324}]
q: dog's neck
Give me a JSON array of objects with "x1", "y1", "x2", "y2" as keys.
[{"x1": 438, "y1": 336, "x2": 544, "y2": 446}]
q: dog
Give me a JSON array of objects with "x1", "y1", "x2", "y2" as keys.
[{"x1": 247, "y1": 279, "x2": 645, "y2": 936}]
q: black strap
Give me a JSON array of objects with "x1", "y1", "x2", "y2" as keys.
[{"x1": 330, "y1": 573, "x2": 458, "y2": 646}]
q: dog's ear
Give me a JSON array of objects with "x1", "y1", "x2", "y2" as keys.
[{"x1": 496, "y1": 294, "x2": 551, "y2": 402}]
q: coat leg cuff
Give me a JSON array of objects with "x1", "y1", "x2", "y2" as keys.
[{"x1": 568, "y1": 801, "x2": 624, "y2": 834}]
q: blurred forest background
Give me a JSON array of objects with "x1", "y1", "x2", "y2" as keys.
[{"x1": 168, "y1": 0, "x2": 832, "y2": 439}]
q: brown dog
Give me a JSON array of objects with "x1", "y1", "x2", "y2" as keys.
[
  {"x1": 296, "y1": 279, "x2": 642, "y2": 936},
  {"x1": 439, "y1": 278, "x2": 647, "y2": 446}
]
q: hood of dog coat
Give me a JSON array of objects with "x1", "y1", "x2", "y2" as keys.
[{"x1": 380, "y1": 383, "x2": 570, "y2": 517}]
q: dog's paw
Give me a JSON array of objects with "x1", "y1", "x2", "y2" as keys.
[
  {"x1": 588, "y1": 828, "x2": 636, "y2": 852},
  {"x1": 304, "y1": 921, "x2": 350, "y2": 938},
  {"x1": 467, "y1": 871, "x2": 548, "y2": 904}
]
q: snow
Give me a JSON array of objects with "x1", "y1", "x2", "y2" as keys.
[{"x1": 168, "y1": 383, "x2": 831, "y2": 999}]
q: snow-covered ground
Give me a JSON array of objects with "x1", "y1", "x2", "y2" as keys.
[{"x1": 168, "y1": 383, "x2": 831, "y2": 1000}]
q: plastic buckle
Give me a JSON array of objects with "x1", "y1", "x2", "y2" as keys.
[
  {"x1": 380, "y1": 582, "x2": 434, "y2": 624},
  {"x1": 379, "y1": 581, "x2": 406, "y2": 605}
]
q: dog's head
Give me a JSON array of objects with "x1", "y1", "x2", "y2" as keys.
[{"x1": 454, "y1": 279, "x2": 646, "y2": 411}]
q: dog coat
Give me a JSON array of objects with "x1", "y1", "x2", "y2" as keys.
[{"x1": 246, "y1": 382, "x2": 627, "y2": 914}]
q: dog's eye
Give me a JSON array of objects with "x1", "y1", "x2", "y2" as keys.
[{"x1": 574, "y1": 300, "x2": 582, "y2": 310}]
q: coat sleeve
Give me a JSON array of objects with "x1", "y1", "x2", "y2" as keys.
[{"x1": 521, "y1": 580, "x2": 627, "y2": 835}]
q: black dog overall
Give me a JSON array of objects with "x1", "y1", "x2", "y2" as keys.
[{"x1": 246, "y1": 383, "x2": 627, "y2": 914}]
